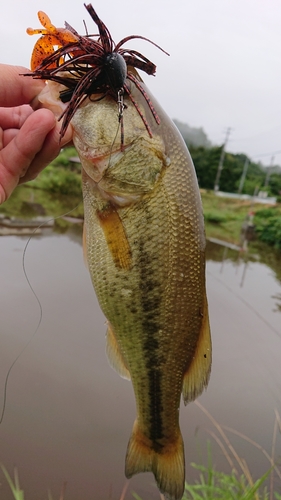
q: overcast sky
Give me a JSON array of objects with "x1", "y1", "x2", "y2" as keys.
[{"x1": 1, "y1": 0, "x2": 281, "y2": 165}]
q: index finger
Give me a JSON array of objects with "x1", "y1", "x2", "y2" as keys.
[
  {"x1": 0, "y1": 105, "x2": 33, "y2": 130},
  {"x1": 0, "y1": 64, "x2": 46, "y2": 107}
]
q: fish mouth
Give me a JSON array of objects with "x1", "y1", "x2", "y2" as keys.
[
  {"x1": 77, "y1": 146, "x2": 125, "y2": 183},
  {"x1": 82, "y1": 162, "x2": 141, "y2": 207}
]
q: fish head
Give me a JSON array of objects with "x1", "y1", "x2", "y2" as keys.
[
  {"x1": 72, "y1": 95, "x2": 168, "y2": 207},
  {"x1": 37, "y1": 77, "x2": 169, "y2": 207}
]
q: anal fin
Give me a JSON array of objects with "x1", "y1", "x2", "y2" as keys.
[
  {"x1": 106, "y1": 322, "x2": 131, "y2": 380},
  {"x1": 182, "y1": 292, "x2": 212, "y2": 404}
]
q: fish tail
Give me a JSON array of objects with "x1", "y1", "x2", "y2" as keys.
[{"x1": 125, "y1": 419, "x2": 185, "y2": 500}]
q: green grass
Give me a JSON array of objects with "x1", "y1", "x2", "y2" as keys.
[
  {"x1": 1, "y1": 466, "x2": 66, "y2": 500},
  {"x1": 201, "y1": 191, "x2": 257, "y2": 245},
  {"x1": 20, "y1": 146, "x2": 82, "y2": 198},
  {"x1": 0, "y1": 185, "x2": 83, "y2": 220},
  {"x1": 1, "y1": 466, "x2": 24, "y2": 500},
  {"x1": 29, "y1": 164, "x2": 82, "y2": 197},
  {"x1": 201, "y1": 191, "x2": 281, "y2": 249},
  {"x1": 184, "y1": 462, "x2": 271, "y2": 500}
]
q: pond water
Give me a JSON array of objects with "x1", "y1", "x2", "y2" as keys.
[{"x1": 0, "y1": 223, "x2": 281, "y2": 499}]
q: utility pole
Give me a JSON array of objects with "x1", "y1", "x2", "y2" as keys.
[
  {"x1": 214, "y1": 127, "x2": 232, "y2": 192},
  {"x1": 238, "y1": 158, "x2": 250, "y2": 194},
  {"x1": 264, "y1": 155, "x2": 274, "y2": 187}
]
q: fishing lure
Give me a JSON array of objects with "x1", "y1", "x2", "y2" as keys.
[{"x1": 26, "y1": 3, "x2": 169, "y2": 142}]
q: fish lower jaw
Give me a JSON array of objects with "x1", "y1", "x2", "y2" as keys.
[
  {"x1": 82, "y1": 168, "x2": 141, "y2": 207},
  {"x1": 78, "y1": 151, "x2": 119, "y2": 183}
]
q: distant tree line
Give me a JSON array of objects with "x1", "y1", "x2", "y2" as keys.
[
  {"x1": 188, "y1": 145, "x2": 281, "y2": 200},
  {"x1": 173, "y1": 121, "x2": 281, "y2": 200}
]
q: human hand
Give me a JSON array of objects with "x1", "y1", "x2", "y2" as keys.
[{"x1": 0, "y1": 64, "x2": 73, "y2": 204}]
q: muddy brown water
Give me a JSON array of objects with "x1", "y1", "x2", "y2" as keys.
[{"x1": 0, "y1": 228, "x2": 281, "y2": 499}]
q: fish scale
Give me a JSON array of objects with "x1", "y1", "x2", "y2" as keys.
[{"x1": 73, "y1": 77, "x2": 211, "y2": 500}]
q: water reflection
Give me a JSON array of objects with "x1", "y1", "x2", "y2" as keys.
[
  {"x1": 207, "y1": 239, "x2": 281, "y2": 314},
  {"x1": 0, "y1": 227, "x2": 280, "y2": 499}
]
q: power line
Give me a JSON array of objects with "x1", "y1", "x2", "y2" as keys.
[
  {"x1": 253, "y1": 149, "x2": 281, "y2": 159},
  {"x1": 231, "y1": 124, "x2": 281, "y2": 143}
]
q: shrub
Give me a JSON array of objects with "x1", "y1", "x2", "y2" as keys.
[
  {"x1": 30, "y1": 166, "x2": 82, "y2": 197},
  {"x1": 254, "y1": 208, "x2": 281, "y2": 249}
]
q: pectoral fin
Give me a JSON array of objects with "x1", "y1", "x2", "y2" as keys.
[
  {"x1": 182, "y1": 293, "x2": 212, "y2": 404},
  {"x1": 106, "y1": 322, "x2": 131, "y2": 380},
  {"x1": 97, "y1": 203, "x2": 132, "y2": 270}
]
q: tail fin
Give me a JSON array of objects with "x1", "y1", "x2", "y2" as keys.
[{"x1": 125, "y1": 419, "x2": 185, "y2": 500}]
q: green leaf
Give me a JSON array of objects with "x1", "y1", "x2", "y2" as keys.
[{"x1": 1, "y1": 465, "x2": 24, "y2": 500}]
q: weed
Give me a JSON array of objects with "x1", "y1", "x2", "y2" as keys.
[{"x1": 1, "y1": 466, "x2": 24, "y2": 500}]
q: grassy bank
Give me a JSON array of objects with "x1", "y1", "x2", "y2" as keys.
[
  {"x1": 28, "y1": 147, "x2": 82, "y2": 197},
  {"x1": 201, "y1": 191, "x2": 281, "y2": 250},
  {"x1": 202, "y1": 191, "x2": 254, "y2": 244}
]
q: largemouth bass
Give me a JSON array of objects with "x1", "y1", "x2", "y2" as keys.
[
  {"x1": 71, "y1": 75, "x2": 212, "y2": 500},
  {"x1": 27, "y1": 7, "x2": 212, "y2": 499}
]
